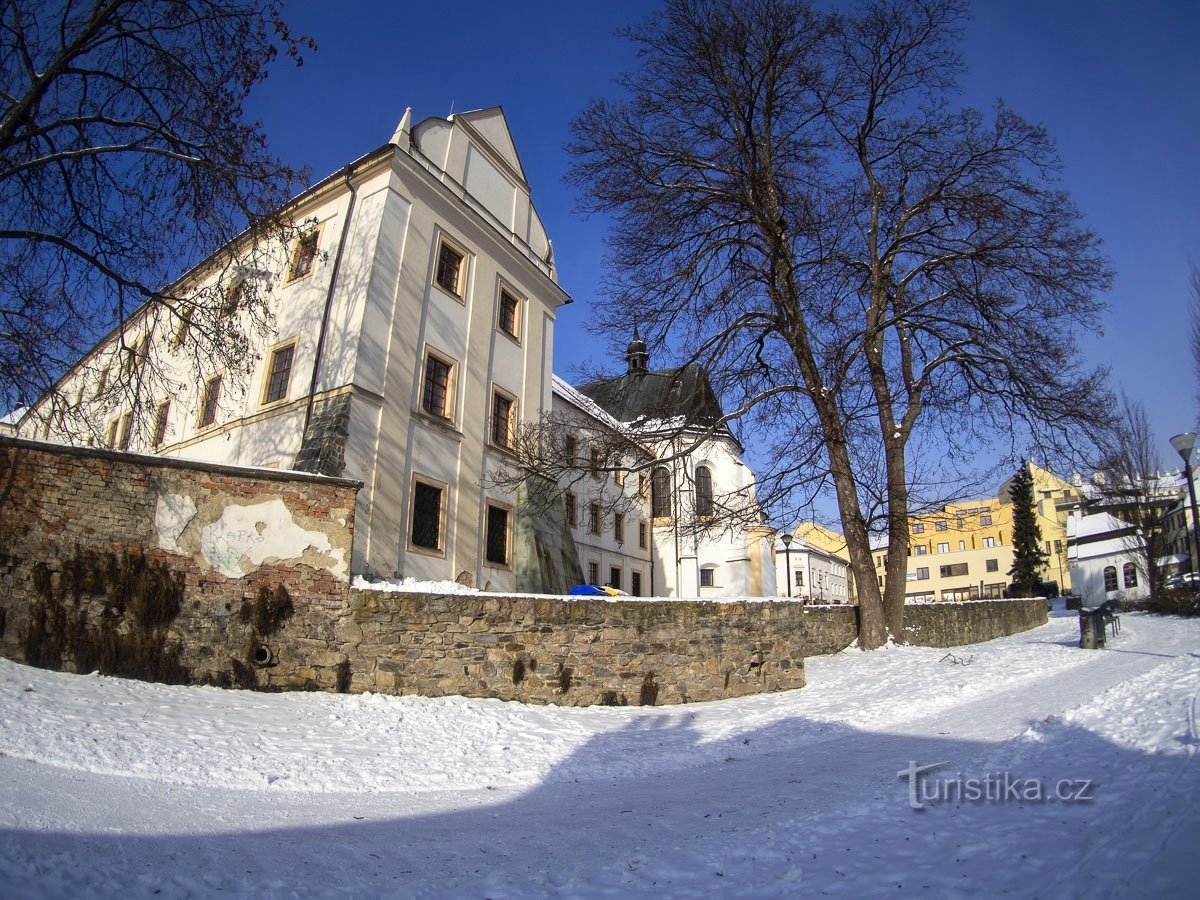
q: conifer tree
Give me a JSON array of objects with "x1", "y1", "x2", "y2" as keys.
[{"x1": 1008, "y1": 463, "x2": 1048, "y2": 596}]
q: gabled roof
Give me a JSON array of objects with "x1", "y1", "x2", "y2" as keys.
[{"x1": 452, "y1": 107, "x2": 527, "y2": 184}]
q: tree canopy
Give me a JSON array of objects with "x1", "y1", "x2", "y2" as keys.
[
  {"x1": 568, "y1": 0, "x2": 1113, "y2": 646},
  {"x1": 0, "y1": 0, "x2": 313, "y2": 417}
]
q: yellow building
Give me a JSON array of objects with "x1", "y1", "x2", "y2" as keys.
[{"x1": 874, "y1": 463, "x2": 1082, "y2": 601}]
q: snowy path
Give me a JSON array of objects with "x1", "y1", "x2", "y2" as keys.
[{"x1": 1, "y1": 609, "x2": 1198, "y2": 897}]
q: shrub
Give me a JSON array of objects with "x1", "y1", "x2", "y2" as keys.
[{"x1": 1127, "y1": 589, "x2": 1200, "y2": 617}]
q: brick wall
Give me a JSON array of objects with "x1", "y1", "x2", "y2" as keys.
[{"x1": 0, "y1": 436, "x2": 359, "y2": 687}]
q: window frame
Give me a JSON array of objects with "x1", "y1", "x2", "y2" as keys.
[
  {"x1": 496, "y1": 283, "x2": 522, "y2": 340},
  {"x1": 699, "y1": 566, "x2": 716, "y2": 588},
  {"x1": 197, "y1": 373, "x2": 223, "y2": 430},
  {"x1": 614, "y1": 512, "x2": 625, "y2": 544},
  {"x1": 151, "y1": 399, "x2": 171, "y2": 449},
  {"x1": 489, "y1": 386, "x2": 517, "y2": 450},
  {"x1": 694, "y1": 464, "x2": 714, "y2": 518},
  {"x1": 433, "y1": 233, "x2": 469, "y2": 300},
  {"x1": 1103, "y1": 565, "x2": 1118, "y2": 592},
  {"x1": 1123, "y1": 562, "x2": 1138, "y2": 588},
  {"x1": 484, "y1": 501, "x2": 512, "y2": 568},
  {"x1": 651, "y1": 466, "x2": 672, "y2": 519},
  {"x1": 408, "y1": 475, "x2": 448, "y2": 556},
  {"x1": 117, "y1": 412, "x2": 132, "y2": 450},
  {"x1": 588, "y1": 501, "x2": 601, "y2": 535},
  {"x1": 420, "y1": 348, "x2": 458, "y2": 422},
  {"x1": 564, "y1": 491, "x2": 577, "y2": 528},
  {"x1": 286, "y1": 228, "x2": 321, "y2": 284},
  {"x1": 261, "y1": 338, "x2": 298, "y2": 407}
]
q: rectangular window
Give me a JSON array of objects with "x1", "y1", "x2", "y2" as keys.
[
  {"x1": 288, "y1": 231, "x2": 319, "y2": 281},
  {"x1": 198, "y1": 375, "x2": 222, "y2": 428},
  {"x1": 980, "y1": 513, "x2": 993, "y2": 526},
  {"x1": 95, "y1": 367, "x2": 109, "y2": 399},
  {"x1": 958, "y1": 540, "x2": 966, "y2": 551},
  {"x1": 940, "y1": 563, "x2": 969, "y2": 578},
  {"x1": 590, "y1": 446, "x2": 604, "y2": 479},
  {"x1": 491, "y1": 390, "x2": 515, "y2": 448},
  {"x1": 117, "y1": 413, "x2": 132, "y2": 450},
  {"x1": 264, "y1": 343, "x2": 296, "y2": 404},
  {"x1": 105, "y1": 419, "x2": 118, "y2": 447},
  {"x1": 614, "y1": 458, "x2": 625, "y2": 487},
  {"x1": 609, "y1": 567, "x2": 621, "y2": 590},
  {"x1": 935, "y1": 521, "x2": 947, "y2": 532},
  {"x1": 915, "y1": 567, "x2": 930, "y2": 580},
  {"x1": 631, "y1": 571, "x2": 642, "y2": 597},
  {"x1": 700, "y1": 568, "x2": 715, "y2": 588},
  {"x1": 171, "y1": 307, "x2": 192, "y2": 350},
  {"x1": 422, "y1": 353, "x2": 454, "y2": 419},
  {"x1": 983, "y1": 536, "x2": 996, "y2": 548},
  {"x1": 435, "y1": 239, "x2": 465, "y2": 296},
  {"x1": 588, "y1": 561, "x2": 599, "y2": 584},
  {"x1": 614, "y1": 512, "x2": 625, "y2": 543},
  {"x1": 564, "y1": 491, "x2": 577, "y2": 527},
  {"x1": 639, "y1": 521, "x2": 647, "y2": 549},
  {"x1": 795, "y1": 570, "x2": 804, "y2": 587},
  {"x1": 485, "y1": 503, "x2": 509, "y2": 566},
  {"x1": 410, "y1": 480, "x2": 444, "y2": 551},
  {"x1": 986, "y1": 558, "x2": 998, "y2": 573},
  {"x1": 937, "y1": 542, "x2": 949, "y2": 553},
  {"x1": 912, "y1": 523, "x2": 925, "y2": 534},
  {"x1": 588, "y1": 502, "x2": 601, "y2": 535},
  {"x1": 151, "y1": 400, "x2": 170, "y2": 449},
  {"x1": 914, "y1": 546, "x2": 927, "y2": 556},
  {"x1": 498, "y1": 288, "x2": 520, "y2": 337}
]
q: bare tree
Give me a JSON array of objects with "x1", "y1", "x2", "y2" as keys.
[
  {"x1": 567, "y1": 0, "x2": 1113, "y2": 647},
  {"x1": 1190, "y1": 261, "x2": 1200, "y2": 416},
  {"x1": 0, "y1": 0, "x2": 313, "y2": 424}
]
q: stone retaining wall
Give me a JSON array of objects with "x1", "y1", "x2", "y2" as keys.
[
  {"x1": 902, "y1": 597, "x2": 1048, "y2": 647},
  {"x1": 0, "y1": 437, "x2": 1048, "y2": 704}
]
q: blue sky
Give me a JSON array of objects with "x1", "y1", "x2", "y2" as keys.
[{"x1": 246, "y1": 0, "x2": 1200, "y2": 474}]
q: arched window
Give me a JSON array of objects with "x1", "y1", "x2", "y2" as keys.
[
  {"x1": 1103, "y1": 566, "x2": 1118, "y2": 592},
  {"x1": 1123, "y1": 563, "x2": 1138, "y2": 588},
  {"x1": 651, "y1": 466, "x2": 672, "y2": 519},
  {"x1": 695, "y1": 465, "x2": 713, "y2": 518}
]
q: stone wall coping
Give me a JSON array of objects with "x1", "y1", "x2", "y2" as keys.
[{"x1": 0, "y1": 434, "x2": 363, "y2": 490}]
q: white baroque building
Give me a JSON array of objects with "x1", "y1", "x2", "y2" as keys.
[
  {"x1": 577, "y1": 335, "x2": 777, "y2": 598},
  {"x1": 17, "y1": 107, "x2": 775, "y2": 599}
]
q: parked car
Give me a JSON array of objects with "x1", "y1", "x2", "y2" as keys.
[{"x1": 1162, "y1": 572, "x2": 1200, "y2": 591}]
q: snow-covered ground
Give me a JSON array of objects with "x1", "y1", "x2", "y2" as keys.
[{"x1": 1, "y1": 607, "x2": 1197, "y2": 898}]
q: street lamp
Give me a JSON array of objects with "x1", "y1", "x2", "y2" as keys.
[
  {"x1": 1170, "y1": 432, "x2": 1200, "y2": 576},
  {"x1": 780, "y1": 532, "x2": 793, "y2": 598}
]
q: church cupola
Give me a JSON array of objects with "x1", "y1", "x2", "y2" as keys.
[{"x1": 626, "y1": 326, "x2": 649, "y2": 375}]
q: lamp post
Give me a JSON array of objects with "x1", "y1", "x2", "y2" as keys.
[
  {"x1": 1170, "y1": 432, "x2": 1200, "y2": 576},
  {"x1": 780, "y1": 532, "x2": 793, "y2": 597}
]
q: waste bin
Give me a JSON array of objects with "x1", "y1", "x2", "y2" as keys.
[{"x1": 1079, "y1": 607, "x2": 1106, "y2": 649}]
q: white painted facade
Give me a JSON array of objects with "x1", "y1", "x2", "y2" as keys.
[
  {"x1": 21, "y1": 107, "x2": 568, "y2": 593},
  {"x1": 773, "y1": 537, "x2": 850, "y2": 603},
  {"x1": 550, "y1": 377, "x2": 653, "y2": 594}
]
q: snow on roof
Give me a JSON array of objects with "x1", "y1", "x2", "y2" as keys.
[{"x1": 552, "y1": 376, "x2": 654, "y2": 459}]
